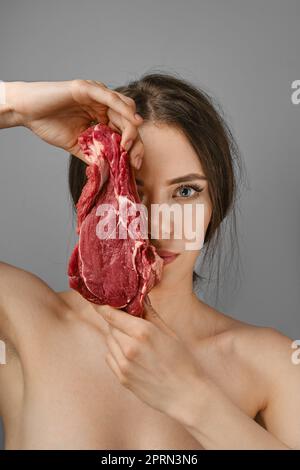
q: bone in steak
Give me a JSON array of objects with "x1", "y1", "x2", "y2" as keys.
[{"x1": 67, "y1": 123, "x2": 163, "y2": 317}]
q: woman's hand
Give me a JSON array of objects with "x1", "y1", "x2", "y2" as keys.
[
  {"x1": 98, "y1": 298, "x2": 204, "y2": 419},
  {"x1": 4, "y1": 79, "x2": 145, "y2": 167}
]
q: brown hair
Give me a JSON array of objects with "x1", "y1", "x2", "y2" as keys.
[{"x1": 68, "y1": 71, "x2": 248, "y2": 308}]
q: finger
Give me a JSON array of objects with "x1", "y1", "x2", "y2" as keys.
[
  {"x1": 86, "y1": 80, "x2": 106, "y2": 88},
  {"x1": 113, "y1": 90, "x2": 136, "y2": 106},
  {"x1": 86, "y1": 83, "x2": 143, "y2": 127},
  {"x1": 110, "y1": 93, "x2": 144, "y2": 160},
  {"x1": 114, "y1": 91, "x2": 144, "y2": 125},
  {"x1": 98, "y1": 304, "x2": 150, "y2": 338},
  {"x1": 107, "y1": 107, "x2": 141, "y2": 150},
  {"x1": 107, "y1": 120, "x2": 120, "y2": 133},
  {"x1": 105, "y1": 332, "x2": 137, "y2": 386},
  {"x1": 110, "y1": 324, "x2": 132, "y2": 344},
  {"x1": 109, "y1": 326, "x2": 143, "y2": 365},
  {"x1": 108, "y1": 119, "x2": 145, "y2": 170},
  {"x1": 143, "y1": 297, "x2": 179, "y2": 340},
  {"x1": 107, "y1": 119, "x2": 144, "y2": 171},
  {"x1": 106, "y1": 329, "x2": 126, "y2": 365},
  {"x1": 128, "y1": 139, "x2": 145, "y2": 170},
  {"x1": 110, "y1": 325, "x2": 154, "y2": 371},
  {"x1": 105, "y1": 352, "x2": 124, "y2": 382},
  {"x1": 113, "y1": 92, "x2": 144, "y2": 154},
  {"x1": 68, "y1": 143, "x2": 92, "y2": 165}
]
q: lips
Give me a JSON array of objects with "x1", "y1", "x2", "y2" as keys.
[
  {"x1": 157, "y1": 250, "x2": 179, "y2": 257},
  {"x1": 156, "y1": 250, "x2": 179, "y2": 265}
]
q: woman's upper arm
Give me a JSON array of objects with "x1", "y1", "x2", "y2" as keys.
[
  {"x1": 0, "y1": 261, "x2": 61, "y2": 349},
  {"x1": 257, "y1": 328, "x2": 300, "y2": 449}
]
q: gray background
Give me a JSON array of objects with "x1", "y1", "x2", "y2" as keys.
[{"x1": 0, "y1": 0, "x2": 299, "y2": 449}]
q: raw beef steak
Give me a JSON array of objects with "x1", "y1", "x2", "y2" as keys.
[{"x1": 68, "y1": 123, "x2": 163, "y2": 317}]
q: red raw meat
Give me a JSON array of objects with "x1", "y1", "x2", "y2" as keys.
[{"x1": 68, "y1": 123, "x2": 163, "y2": 317}]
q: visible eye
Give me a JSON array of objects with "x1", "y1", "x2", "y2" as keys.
[{"x1": 174, "y1": 184, "x2": 204, "y2": 199}]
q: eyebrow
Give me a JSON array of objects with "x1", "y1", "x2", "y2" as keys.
[{"x1": 135, "y1": 173, "x2": 207, "y2": 186}]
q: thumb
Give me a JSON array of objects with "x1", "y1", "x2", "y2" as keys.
[{"x1": 142, "y1": 296, "x2": 178, "y2": 340}]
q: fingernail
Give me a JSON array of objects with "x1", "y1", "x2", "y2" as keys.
[
  {"x1": 125, "y1": 140, "x2": 133, "y2": 151},
  {"x1": 136, "y1": 155, "x2": 142, "y2": 169}
]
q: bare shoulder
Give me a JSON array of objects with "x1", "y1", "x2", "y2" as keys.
[
  {"x1": 208, "y1": 305, "x2": 300, "y2": 447},
  {"x1": 198, "y1": 302, "x2": 296, "y2": 397},
  {"x1": 225, "y1": 320, "x2": 296, "y2": 374},
  {"x1": 234, "y1": 324, "x2": 300, "y2": 448},
  {"x1": 0, "y1": 261, "x2": 69, "y2": 350},
  {"x1": 234, "y1": 323, "x2": 300, "y2": 446},
  {"x1": 212, "y1": 307, "x2": 295, "y2": 379},
  {"x1": 0, "y1": 262, "x2": 70, "y2": 419},
  {"x1": 199, "y1": 301, "x2": 293, "y2": 361}
]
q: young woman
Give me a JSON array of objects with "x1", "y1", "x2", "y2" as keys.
[{"x1": 0, "y1": 75, "x2": 299, "y2": 450}]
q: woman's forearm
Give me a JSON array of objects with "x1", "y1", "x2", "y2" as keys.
[
  {"x1": 170, "y1": 376, "x2": 290, "y2": 450},
  {"x1": 0, "y1": 81, "x2": 22, "y2": 129}
]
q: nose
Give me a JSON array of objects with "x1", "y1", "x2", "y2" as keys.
[{"x1": 143, "y1": 199, "x2": 174, "y2": 242}]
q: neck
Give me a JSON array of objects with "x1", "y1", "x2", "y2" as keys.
[
  {"x1": 85, "y1": 275, "x2": 214, "y2": 344},
  {"x1": 146, "y1": 277, "x2": 211, "y2": 343}
]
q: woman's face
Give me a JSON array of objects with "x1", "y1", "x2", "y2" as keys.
[{"x1": 135, "y1": 122, "x2": 213, "y2": 286}]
